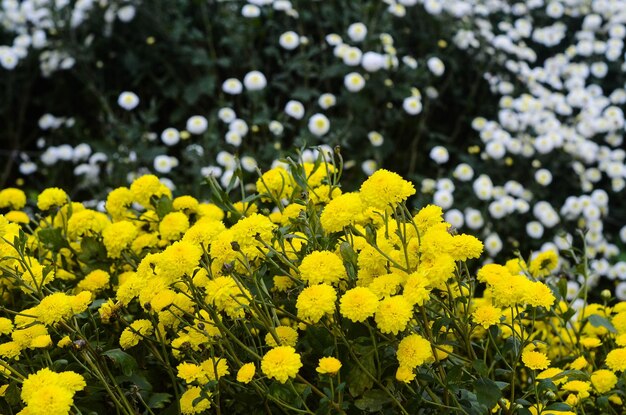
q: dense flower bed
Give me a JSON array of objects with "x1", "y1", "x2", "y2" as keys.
[{"x1": 0, "y1": 158, "x2": 625, "y2": 414}]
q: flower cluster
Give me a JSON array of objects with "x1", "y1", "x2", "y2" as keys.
[{"x1": 0, "y1": 157, "x2": 624, "y2": 414}]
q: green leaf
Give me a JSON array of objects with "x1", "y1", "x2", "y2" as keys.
[
  {"x1": 154, "y1": 196, "x2": 173, "y2": 219},
  {"x1": 148, "y1": 393, "x2": 172, "y2": 409},
  {"x1": 37, "y1": 227, "x2": 68, "y2": 252},
  {"x1": 472, "y1": 360, "x2": 488, "y2": 377},
  {"x1": 545, "y1": 403, "x2": 572, "y2": 411},
  {"x1": 347, "y1": 351, "x2": 375, "y2": 397},
  {"x1": 587, "y1": 314, "x2": 617, "y2": 333},
  {"x1": 474, "y1": 377, "x2": 502, "y2": 410},
  {"x1": 102, "y1": 348, "x2": 138, "y2": 376},
  {"x1": 354, "y1": 389, "x2": 391, "y2": 412}
]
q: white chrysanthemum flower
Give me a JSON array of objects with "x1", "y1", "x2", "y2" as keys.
[
  {"x1": 241, "y1": 156, "x2": 258, "y2": 172},
  {"x1": 242, "y1": 4, "x2": 261, "y2": 18},
  {"x1": 484, "y1": 233, "x2": 503, "y2": 256},
  {"x1": 269, "y1": 120, "x2": 284, "y2": 136},
  {"x1": 361, "y1": 159, "x2": 377, "y2": 175},
  {"x1": 308, "y1": 113, "x2": 330, "y2": 137},
  {"x1": 73, "y1": 143, "x2": 92, "y2": 161},
  {"x1": 229, "y1": 119, "x2": 249, "y2": 136},
  {"x1": 453, "y1": 163, "x2": 474, "y2": 181},
  {"x1": 285, "y1": 100, "x2": 305, "y2": 119},
  {"x1": 279, "y1": 31, "x2": 300, "y2": 50},
  {"x1": 465, "y1": 208, "x2": 484, "y2": 230},
  {"x1": 117, "y1": 91, "x2": 140, "y2": 111},
  {"x1": 243, "y1": 70, "x2": 267, "y2": 91},
  {"x1": 325, "y1": 33, "x2": 342, "y2": 46},
  {"x1": 526, "y1": 221, "x2": 544, "y2": 239},
  {"x1": 427, "y1": 57, "x2": 445, "y2": 76},
  {"x1": 402, "y1": 96, "x2": 422, "y2": 115},
  {"x1": 343, "y1": 46, "x2": 363, "y2": 66},
  {"x1": 161, "y1": 128, "x2": 180, "y2": 146},
  {"x1": 535, "y1": 169, "x2": 552, "y2": 186},
  {"x1": 19, "y1": 161, "x2": 37, "y2": 175},
  {"x1": 216, "y1": 151, "x2": 236, "y2": 169},
  {"x1": 220, "y1": 169, "x2": 239, "y2": 188},
  {"x1": 225, "y1": 131, "x2": 242, "y2": 147},
  {"x1": 616, "y1": 282, "x2": 626, "y2": 301},
  {"x1": 344, "y1": 72, "x2": 365, "y2": 92},
  {"x1": 433, "y1": 190, "x2": 453, "y2": 209},
  {"x1": 347, "y1": 22, "x2": 367, "y2": 42},
  {"x1": 0, "y1": 48, "x2": 18, "y2": 70},
  {"x1": 318, "y1": 93, "x2": 336, "y2": 109},
  {"x1": 367, "y1": 131, "x2": 384, "y2": 147},
  {"x1": 117, "y1": 5, "x2": 136, "y2": 22},
  {"x1": 444, "y1": 209, "x2": 464, "y2": 229},
  {"x1": 201, "y1": 165, "x2": 222, "y2": 178},
  {"x1": 429, "y1": 146, "x2": 449, "y2": 164},
  {"x1": 362, "y1": 51, "x2": 386, "y2": 72},
  {"x1": 186, "y1": 115, "x2": 208, "y2": 135},
  {"x1": 485, "y1": 141, "x2": 506, "y2": 159},
  {"x1": 154, "y1": 155, "x2": 174, "y2": 174},
  {"x1": 222, "y1": 78, "x2": 243, "y2": 95},
  {"x1": 218, "y1": 107, "x2": 236, "y2": 123}
]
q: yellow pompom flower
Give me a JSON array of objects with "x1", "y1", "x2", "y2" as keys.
[
  {"x1": 316, "y1": 357, "x2": 342, "y2": 375},
  {"x1": 256, "y1": 167, "x2": 293, "y2": 201},
  {"x1": 359, "y1": 169, "x2": 416, "y2": 209},
  {"x1": 265, "y1": 326, "x2": 298, "y2": 348},
  {"x1": 529, "y1": 250, "x2": 559, "y2": 278},
  {"x1": 180, "y1": 386, "x2": 211, "y2": 414},
  {"x1": 173, "y1": 195, "x2": 199, "y2": 213},
  {"x1": 472, "y1": 304, "x2": 503, "y2": 329},
  {"x1": 320, "y1": 192, "x2": 364, "y2": 233},
  {"x1": 0, "y1": 188, "x2": 26, "y2": 210},
  {"x1": 77, "y1": 270, "x2": 110, "y2": 293},
  {"x1": 605, "y1": 348, "x2": 626, "y2": 372},
  {"x1": 159, "y1": 211, "x2": 190, "y2": 241},
  {"x1": 130, "y1": 174, "x2": 172, "y2": 209},
  {"x1": 105, "y1": 187, "x2": 134, "y2": 220},
  {"x1": 396, "y1": 365, "x2": 416, "y2": 383},
  {"x1": 397, "y1": 334, "x2": 433, "y2": 369},
  {"x1": 35, "y1": 292, "x2": 91, "y2": 326},
  {"x1": 298, "y1": 250, "x2": 346, "y2": 285},
  {"x1": 375, "y1": 296, "x2": 413, "y2": 335},
  {"x1": 413, "y1": 204, "x2": 443, "y2": 234},
  {"x1": 5, "y1": 210, "x2": 29, "y2": 224},
  {"x1": 20, "y1": 368, "x2": 85, "y2": 415},
  {"x1": 591, "y1": 369, "x2": 618, "y2": 393},
  {"x1": 522, "y1": 349, "x2": 550, "y2": 370},
  {"x1": 339, "y1": 287, "x2": 379, "y2": 322},
  {"x1": 102, "y1": 221, "x2": 137, "y2": 258},
  {"x1": 237, "y1": 363, "x2": 256, "y2": 384},
  {"x1": 0, "y1": 318, "x2": 13, "y2": 335},
  {"x1": 296, "y1": 284, "x2": 337, "y2": 323},
  {"x1": 449, "y1": 234, "x2": 484, "y2": 261},
  {"x1": 261, "y1": 346, "x2": 302, "y2": 383},
  {"x1": 119, "y1": 319, "x2": 153, "y2": 349},
  {"x1": 37, "y1": 188, "x2": 68, "y2": 210},
  {"x1": 67, "y1": 209, "x2": 110, "y2": 239}
]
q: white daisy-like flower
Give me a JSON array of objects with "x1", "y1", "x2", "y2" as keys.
[
  {"x1": 242, "y1": 4, "x2": 261, "y2": 18},
  {"x1": 161, "y1": 128, "x2": 180, "y2": 146},
  {"x1": 285, "y1": 100, "x2": 305, "y2": 119},
  {"x1": 308, "y1": 113, "x2": 330, "y2": 137},
  {"x1": 222, "y1": 78, "x2": 243, "y2": 95},
  {"x1": 402, "y1": 96, "x2": 422, "y2": 115},
  {"x1": 429, "y1": 146, "x2": 449, "y2": 164},
  {"x1": 367, "y1": 131, "x2": 384, "y2": 147},
  {"x1": 186, "y1": 115, "x2": 208, "y2": 135},
  {"x1": 318, "y1": 93, "x2": 336, "y2": 109},
  {"x1": 344, "y1": 72, "x2": 366, "y2": 92},
  {"x1": 117, "y1": 91, "x2": 140, "y2": 111},
  {"x1": 218, "y1": 107, "x2": 236, "y2": 123},
  {"x1": 279, "y1": 31, "x2": 300, "y2": 50},
  {"x1": 154, "y1": 155, "x2": 174, "y2": 174},
  {"x1": 427, "y1": 57, "x2": 445, "y2": 76},
  {"x1": 361, "y1": 159, "x2": 377, "y2": 175},
  {"x1": 243, "y1": 70, "x2": 267, "y2": 91},
  {"x1": 225, "y1": 131, "x2": 243, "y2": 147},
  {"x1": 347, "y1": 22, "x2": 367, "y2": 42}
]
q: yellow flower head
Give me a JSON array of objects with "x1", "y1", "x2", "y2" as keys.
[
  {"x1": 359, "y1": 169, "x2": 416, "y2": 209},
  {"x1": 296, "y1": 284, "x2": 337, "y2": 323},
  {"x1": 37, "y1": 188, "x2": 68, "y2": 210},
  {"x1": 261, "y1": 346, "x2": 302, "y2": 383},
  {"x1": 237, "y1": 363, "x2": 256, "y2": 384},
  {"x1": 340, "y1": 287, "x2": 379, "y2": 323},
  {"x1": 316, "y1": 357, "x2": 342, "y2": 375},
  {"x1": 397, "y1": 334, "x2": 433, "y2": 369}
]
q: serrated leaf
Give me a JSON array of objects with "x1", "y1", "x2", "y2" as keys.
[
  {"x1": 587, "y1": 314, "x2": 617, "y2": 333},
  {"x1": 154, "y1": 196, "x2": 173, "y2": 219},
  {"x1": 102, "y1": 348, "x2": 138, "y2": 376},
  {"x1": 148, "y1": 393, "x2": 172, "y2": 409},
  {"x1": 37, "y1": 227, "x2": 68, "y2": 252},
  {"x1": 354, "y1": 389, "x2": 391, "y2": 412},
  {"x1": 475, "y1": 377, "x2": 502, "y2": 409}
]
